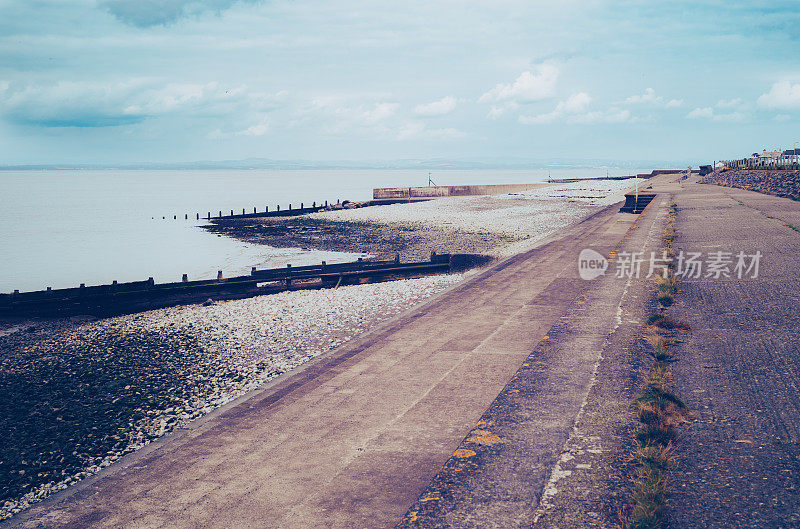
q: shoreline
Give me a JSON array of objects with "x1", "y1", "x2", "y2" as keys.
[{"x1": 0, "y1": 178, "x2": 639, "y2": 520}]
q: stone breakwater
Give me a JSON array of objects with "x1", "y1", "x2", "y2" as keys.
[
  {"x1": 0, "y1": 275, "x2": 461, "y2": 520},
  {"x1": 700, "y1": 169, "x2": 800, "y2": 200}
]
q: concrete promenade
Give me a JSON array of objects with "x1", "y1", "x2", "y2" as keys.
[
  {"x1": 667, "y1": 178, "x2": 800, "y2": 527},
  {"x1": 6, "y1": 185, "x2": 653, "y2": 529}
]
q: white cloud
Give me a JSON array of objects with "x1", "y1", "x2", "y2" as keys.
[
  {"x1": 397, "y1": 122, "x2": 465, "y2": 141},
  {"x1": 568, "y1": 108, "x2": 631, "y2": 124},
  {"x1": 686, "y1": 106, "x2": 746, "y2": 122},
  {"x1": 0, "y1": 79, "x2": 277, "y2": 128},
  {"x1": 775, "y1": 114, "x2": 791, "y2": 122},
  {"x1": 757, "y1": 81, "x2": 800, "y2": 110},
  {"x1": 486, "y1": 102, "x2": 518, "y2": 119},
  {"x1": 413, "y1": 96, "x2": 457, "y2": 117},
  {"x1": 624, "y1": 87, "x2": 662, "y2": 105},
  {"x1": 236, "y1": 115, "x2": 269, "y2": 136},
  {"x1": 687, "y1": 107, "x2": 714, "y2": 119},
  {"x1": 362, "y1": 102, "x2": 398, "y2": 123},
  {"x1": 666, "y1": 99, "x2": 683, "y2": 108},
  {"x1": 519, "y1": 92, "x2": 593, "y2": 124},
  {"x1": 716, "y1": 98, "x2": 742, "y2": 108},
  {"x1": 479, "y1": 64, "x2": 559, "y2": 104}
]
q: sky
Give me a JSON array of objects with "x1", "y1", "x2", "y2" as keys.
[{"x1": 0, "y1": 0, "x2": 799, "y2": 166}]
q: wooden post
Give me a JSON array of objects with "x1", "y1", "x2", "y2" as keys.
[
  {"x1": 325, "y1": 200, "x2": 328, "y2": 207},
  {"x1": 313, "y1": 201, "x2": 316, "y2": 208},
  {"x1": 185, "y1": 214, "x2": 188, "y2": 220},
  {"x1": 182, "y1": 274, "x2": 188, "y2": 282},
  {"x1": 254, "y1": 207, "x2": 257, "y2": 214},
  {"x1": 243, "y1": 208, "x2": 246, "y2": 215},
  {"x1": 47, "y1": 286, "x2": 52, "y2": 291},
  {"x1": 321, "y1": 260, "x2": 326, "y2": 270},
  {"x1": 301, "y1": 202, "x2": 303, "y2": 209},
  {"x1": 173, "y1": 215, "x2": 176, "y2": 219},
  {"x1": 219, "y1": 211, "x2": 222, "y2": 218},
  {"x1": 230, "y1": 210, "x2": 234, "y2": 216},
  {"x1": 277, "y1": 204, "x2": 280, "y2": 211},
  {"x1": 208, "y1": 212, "x2": 211, "y2": 219},
  {"x1": 217, "y1": 270, "x2": 223, "y2": 281},
  {"x1": 80, "y1": 283, "x2": 85, "y2": 288},
  {"x1": 265, "y1": 205, "x2": 269, "y2": 212},
  {"x1": 395, "y1": 253, "x2": 400, "y2": 264},
  {"x1": 251, "y1": 266, "x2": 256, "y2": 274},
  {"x1": 148, "y1": 277, "x2": 154, "y2": 286},
  {"x1": 289, "y1": 203, "x2": 292, "y2": 210}
]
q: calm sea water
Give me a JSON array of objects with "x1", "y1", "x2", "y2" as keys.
[{"x1": 0, "y1": 167, "x2": 650, "y2": 293}]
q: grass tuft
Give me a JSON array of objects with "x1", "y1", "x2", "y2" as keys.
[
  {"x1": 657, "y1": 292, "x2": 674, "y2": 307},
  {"x1": 649, "y1": 314, "x2": 690, "y2": 331}
]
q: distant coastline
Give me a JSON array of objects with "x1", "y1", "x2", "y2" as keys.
[{"x1": 0, "y1": 157, "x2": 693, "y2": 172}]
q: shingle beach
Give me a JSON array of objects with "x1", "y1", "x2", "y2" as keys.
[{"x1": 0, "y1": 178, "x2": 638, "y2": 519}]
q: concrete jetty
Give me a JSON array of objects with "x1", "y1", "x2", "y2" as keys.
[
  {"x1": 373, "y1": 182, "x2": 553, "y2": 200},
  {"x1": 3, "y1": 182, "x2": 656, "y2": 529}
]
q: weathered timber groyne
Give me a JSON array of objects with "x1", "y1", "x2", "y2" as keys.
[
  {"x1": 0, "y1": 254, "x2": 453, "y2": 317},
  {"x1": 700, "y1": 169, "x2": 800, "y2": 200}
]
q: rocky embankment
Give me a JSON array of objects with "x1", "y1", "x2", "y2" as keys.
[{"x1": 700, "y1": 169, "x2": 800, "y2": 200}]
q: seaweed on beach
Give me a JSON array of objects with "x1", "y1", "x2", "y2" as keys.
[{"x1": 0, "y1": 324, "x2": 229, "y2": 511}]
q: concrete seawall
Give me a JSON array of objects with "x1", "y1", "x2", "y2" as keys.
[{"x1": 373, "y1": 182, "x2": 553, "y2": 200}]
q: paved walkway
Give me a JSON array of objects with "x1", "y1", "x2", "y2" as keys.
[
  {"x1": 399, "y1": 181, "x2": 672, "y2": 528},
  {"x1": 6, "y1": 193, "x2": 644, "y2": 529},
  {"x1": 667, "y1": 178, "x2": 800, "y2": 527}
]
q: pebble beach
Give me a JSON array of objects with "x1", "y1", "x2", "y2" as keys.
[{"x1": 0, "y1": 178, "x2": 639, "y2": 519}]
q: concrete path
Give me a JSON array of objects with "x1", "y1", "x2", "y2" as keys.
[
  {"x1": 398, "y1": 179, "x2": 672, "y2": 528},
  {"x1": 666, "y1": 178, "x2": 800, "y2": 527},
  {"x1": 5, "y1": 195, "x2": 644, "y2": 529}
]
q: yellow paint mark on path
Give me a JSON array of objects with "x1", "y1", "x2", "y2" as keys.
[
  {"x1": 452, "y1": 448, "x2": 477, "y2": 459},
  {"x1": 467, "y1": 430, "x2": 503, "y2": 446}
]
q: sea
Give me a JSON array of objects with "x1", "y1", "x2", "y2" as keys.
[{"x1": 0, "y1": 167, "x2": 655, "y2": 293}]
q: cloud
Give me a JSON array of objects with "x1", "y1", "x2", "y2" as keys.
[
  {"x1": 686, "y1": 106, "x2": 746, "y2": 122},
  {"x1": 236, "y1": 115, "x2": 269, "y2": 136},
  {"x1": 568, "y1": 108, "x2": 632, "y2": 124},
  {"x1": 518, "y1": 92, "x2": 594, "y2": 124},
  {"x1": 624, "y1": 87, "x2": 662, "y2": 105},
  {"x1": 757, "y1": 81, "x2": 800, "y2": 110},
  {"x1": 362, "y1": 102, "x2": 398, "y2": 123},
  {"x1": 479, "y1": 64, "x2": 559, "y2": 104},
  {"x1": 99, "y1": 0, "x2": 262, "y2": 28},
  {"x1": 716, "y1": 98, "x2": 742, "y2": 108},
  {"x1": 413, "y1": 96, "x2": 457, "y2": 117},
  {"x1": 686, "y1": 106, "x2": 713, "y2": 119},
  {"x1": 397, "y1": 122, "x2": 465, "y2": 141},
  {"x1": 486, "y1": 102, "x2": 518, "y2": 119},
  {"x1": 666, "y1": 99, "x2": 683, "y2": 108},
  {"x1": 0, "y1": 80, "x2": 260, "y2": 127}
]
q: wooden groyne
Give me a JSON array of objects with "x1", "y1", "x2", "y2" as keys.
[
  {"x1": 162, "y1": 198, "x2": 425, "y2": 222},
  {"x1": 0, "y1": 254, "x2": 453, "y2": 317}
]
